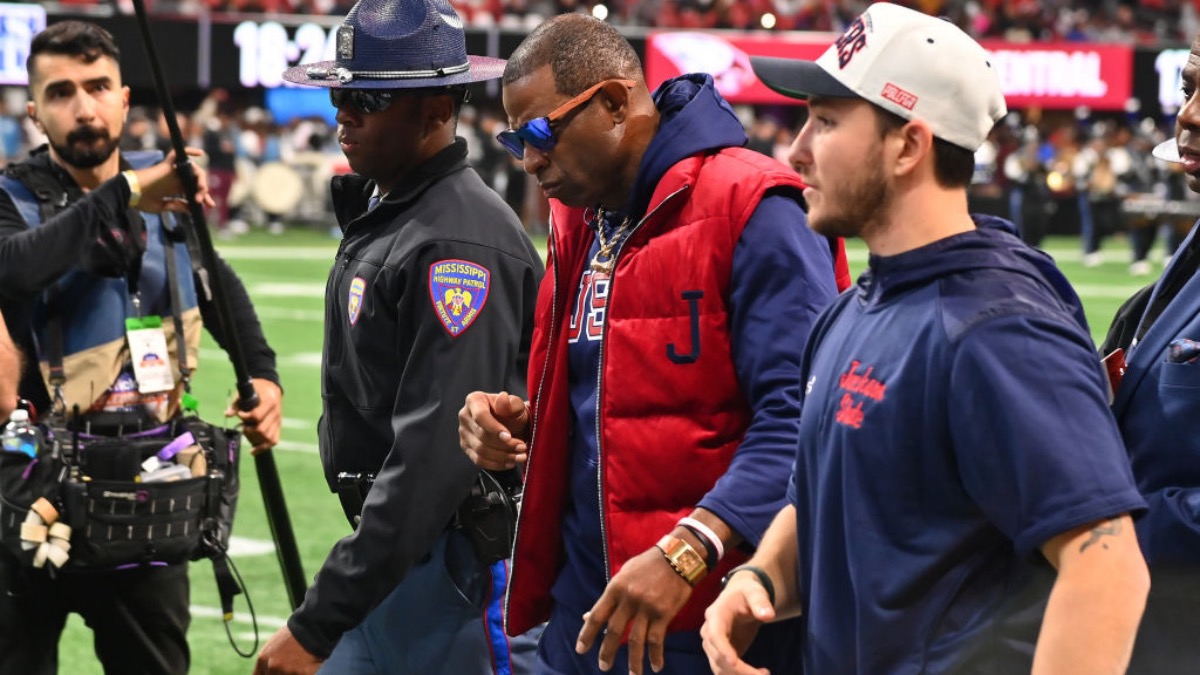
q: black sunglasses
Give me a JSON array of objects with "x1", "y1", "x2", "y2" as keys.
[
  {"x1": 329, "y1": 88, "x2": 398, "y2": 115},
  {"x1": 329, "y1": 86, "x2": 470, "y2": 115}
]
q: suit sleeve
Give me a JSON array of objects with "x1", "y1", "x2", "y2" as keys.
[
  {"x1": 287, "y1": 238, "x2": 541, "y2": 657},
  {"x1": 696, "y1": 194, "x2": 840, "y2": 546},
  {"x1": 1135, "y1": 487, "x2": 1200, "y2": 563}
]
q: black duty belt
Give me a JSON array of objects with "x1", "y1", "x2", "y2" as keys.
[{"x1": 334, "y1": 469, "x2": 521, "y2": 564}]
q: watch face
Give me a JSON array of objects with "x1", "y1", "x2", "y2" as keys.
[
  {"x1": 675, "y1": 546, "x2": 706, "y2": 574},
  {"x1": 659, "y1": 535, "x2": 707, "y2": 585}
]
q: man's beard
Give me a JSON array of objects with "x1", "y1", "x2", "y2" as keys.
[
  {"x1": 808, "y1": 151, "x2": 891, "y2": 241},
  {"x1": 51, "y1": 125, "x2": 120, "y2": 169}
]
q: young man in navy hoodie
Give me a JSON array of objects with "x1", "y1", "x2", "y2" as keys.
[
  {"x1": 702, "y1": 4, "x2": 1149, "y2": 674},
  {"x1": 459, "y1": 12, "x2": 849, "y2": 675}
]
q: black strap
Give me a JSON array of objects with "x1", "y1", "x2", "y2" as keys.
[
  {"x1": 4, "y1": 159, "x2": 71, "y2": 224},
  {"x1": 202, "y1": 461, "x2": 231, "y2": 563},
  {"x1": 44, "y1": 284, "x2": 66, "y2": 391},
  {"x1": 9, "y1": 163, "x2": 71, "y2": 394},
  {"x1": 722, "y1": 564, "x2": 777, "y2": 607},
  {"x1": 162, "y1": 221, "x2": 192, "y2": 388},
  {"x1": 122, "y1": 214, "x2": 146, "y2": 299},
  {"x1": 171, "y1": 213, "x2": 212, "y2": 303},
  {"x1": 678, "y1": 521, "x2": 719, "y2": 571},
  {"x1": 12, "y1": 164, "x2": 73, "y2": 398},
  {"x1": 211, "y1": 553, "x2": 243, "y2": 617},
  {"x1": 34, "y1": 188, "x2": 67, "y2": 223}
]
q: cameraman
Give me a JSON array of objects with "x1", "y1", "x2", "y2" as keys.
[{"x1": 0, "y1": 21, "x2": 281, "y2": 674}]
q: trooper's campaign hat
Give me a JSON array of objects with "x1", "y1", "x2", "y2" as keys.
[{"x1": 283, "y1": 0, "x2": 505, "y2": 89}]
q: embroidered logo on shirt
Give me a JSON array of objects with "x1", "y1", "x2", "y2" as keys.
[
  {"x1": 429, "y1": 259, "x2": 490, "y2": 337},
  {"x1": 348, "y1": 276, "x2": 366, "y2": 326},
  {"x1": 835, "y1": 359, "x2": 887, "y2": 429}
]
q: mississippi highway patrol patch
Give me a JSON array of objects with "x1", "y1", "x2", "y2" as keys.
[
  {"x1": 348, "y1": 276, "x2": 366, "y2": 325},
  {"x1": 429, "y1": 259, "x2": 490, "y2": 337}
]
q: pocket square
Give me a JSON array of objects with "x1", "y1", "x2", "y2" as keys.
[{"x1": 1167, "y1": 338, "x2": 1200, "y2": 364}]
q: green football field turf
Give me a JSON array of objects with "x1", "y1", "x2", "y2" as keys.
[{"x1": 54, "y1": 227, "x2": 1169, "y2": 673}]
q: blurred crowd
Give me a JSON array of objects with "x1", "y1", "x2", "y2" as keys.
[
  {"x1": 0, "y1": 70, "x2": 1194, "y2": 269},
  {"x1": 34, "y1": 0, "x2": 1200, "y2": 257},
  {"x1": 54, "y1": 0, "x2": 1200, "y2": 43},
  {"x1": 0, "y1": 85, "x2": 557, "y2": 239},
  {"x1": 684, "y1": 104, "x2": 1198, "y2": 275},
  {"x1": 970, "y1": 113, "x2": 1198, "y2": 274}
]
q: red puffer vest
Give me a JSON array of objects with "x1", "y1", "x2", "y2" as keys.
[{"x1": 506, "y1": 147, "x2": 850, "y2": 635}]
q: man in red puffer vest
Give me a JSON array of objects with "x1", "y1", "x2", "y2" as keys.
[{"x1": 460, "y1": 13, "x2": 849, "y2": 675}]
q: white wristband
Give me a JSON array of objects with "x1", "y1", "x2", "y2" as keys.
[{"x1": 678, "y1": 516, "x2": 724, "y2": 562}]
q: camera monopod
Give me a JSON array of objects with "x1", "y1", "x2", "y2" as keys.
[{"x1": 129, "y1": 0, "x2": 309, "y2": 613}]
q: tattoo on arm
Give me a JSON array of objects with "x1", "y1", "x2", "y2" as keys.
[{"x1": 1079, "y1": 519, "x2": 1123, "y2": 554}]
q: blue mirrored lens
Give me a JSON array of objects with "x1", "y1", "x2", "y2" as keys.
[
  {"x1": 496, "y1": 130, "x2": 526, "y2": 159},
  {"x1": 496, "y1": 117, "x2": 556, "y2": 160}
]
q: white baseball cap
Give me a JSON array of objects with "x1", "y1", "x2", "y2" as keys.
[{"x1": 751, "y1": 2, "x2": 1007, "y2": 151}]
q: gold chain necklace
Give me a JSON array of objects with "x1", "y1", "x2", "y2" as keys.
[{"x1": 590, "y1": 209, "x2": 634, "y2": 274}]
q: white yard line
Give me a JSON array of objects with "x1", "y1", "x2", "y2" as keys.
[
  {"x1": 227, "y1": 535, "x2": 277, "y2": 557},
  {"x1": 1070, "y1": 284, "x2": 1152, "y2": 299},
  {"x1": 248, "y1": 283, "x2": 326, "y2": 297},
  {"x1": 199, "y1": 349, "x2": 322, "y2": 368},
  {"x1": 216, "y1": 247, "x2": 335, "y2": 260},
  {"x1": 280, "y1": 352, "x2": 323, "y2": 367},
  {"x1": 251, "y1": 306, "x2": 325, "y2": 322},
  {"x1": 273, "y1": 440, "x2": 319, "y2": 454},
  {"x1": 190, "y1": 605, "x2": 288, "y2": 630}
]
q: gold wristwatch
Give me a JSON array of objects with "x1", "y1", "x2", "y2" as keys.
[{"x1": 656, "y1": 534, "x2": 707, "y2": 586}]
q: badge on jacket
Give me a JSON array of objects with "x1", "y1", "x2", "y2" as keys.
[
  {"x1": 348, "y1": 276, "x2": 366, "y2": 326},
  {"x1": 429, "y1": 259, "x2": 489, "y2": 337}
]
